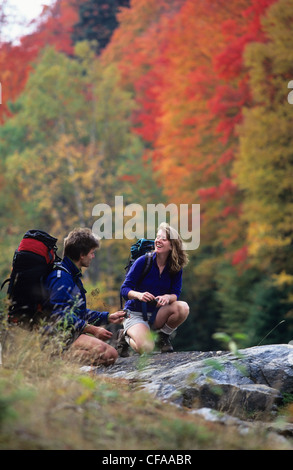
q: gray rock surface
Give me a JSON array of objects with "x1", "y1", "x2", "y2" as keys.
[{"x1": 92, "y1": 344, "x2": 293, "y2": 421}]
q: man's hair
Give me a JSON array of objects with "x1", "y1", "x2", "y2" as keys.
[{"x1": 63, "y1": 228, "x2": 100, "y2": 261}]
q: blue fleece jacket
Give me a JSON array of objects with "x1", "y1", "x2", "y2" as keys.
[
  {"x1": 45, "y1": 256, "x2": 109, "y2": 335},
  {"x1": 120, "y1": 253, "x2": 182, "y2": 318}
]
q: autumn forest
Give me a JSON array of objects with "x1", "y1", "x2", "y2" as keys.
[{"x1": 0, "y1": 0, "x2": 292, "y2": 351}]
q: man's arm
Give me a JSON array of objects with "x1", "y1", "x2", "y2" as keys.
[{"x1": 46, "y1": 271, "x2": 87, "y2": 334}]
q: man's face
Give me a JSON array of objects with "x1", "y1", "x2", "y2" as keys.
[{"x1": 79, "y1": 248, "x2": 96, "y2": 268}]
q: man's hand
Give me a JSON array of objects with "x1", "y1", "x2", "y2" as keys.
[
  {"x1": 108, "y1": 310, "x2": 126, "y2": 324},
  {"x1": 84, "y1": 324, "x2": 112, "y2": 340}
]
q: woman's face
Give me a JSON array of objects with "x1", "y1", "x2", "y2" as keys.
[{"x1": 155, "y1": 229, "x2": 172, "y2": 255}]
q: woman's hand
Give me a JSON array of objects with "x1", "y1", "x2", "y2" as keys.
[
  {"x1": 127, "y1": 290, "x2": 155, "y2": 302},
  {"x1": 138, "y1": 291, "x2": 156, "y2": 303},
  {"x1": 155, "y1": 294, "x2": 171, "y2": 306}
]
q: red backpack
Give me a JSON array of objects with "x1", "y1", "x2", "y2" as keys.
[{"x1": 1, "y1": 230, "x2": 60, "y2": 327}]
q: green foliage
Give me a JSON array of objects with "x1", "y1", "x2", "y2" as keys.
[
  {"x1": 0, "y1": 377, "x2": 35, "y2": 430},
  {"x1": 1, "y1": 0, "x2": 293, "y2": 351},
  {"x1": 212, "y1": 332, "x2": 246, "y2": 356},
  {"x1": 244, "y1": 280, "x2": 293, "y2": 346},
  {"x1": 0, "y1": 42, "x2": 164, "y2": 305},
  {"x1": 235, "y1": 0, "x2": 293, "y2": 287}
]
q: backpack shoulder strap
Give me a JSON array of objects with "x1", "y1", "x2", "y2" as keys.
[
  {"x1": 139, "y1": 253, "x2": 153, "y2": 321},
  {"x1": 138, "y1": 252, "x2": 153, "y2": 285},
  {"x1": 53, "y1": 263, "x2": 70, "y2": 277},
  {"x1": 52, "y1": 263, "x2": 86, "y2": 294},
  {"x1": 1, "y1": 278, "x2": 10, "y2": 291},
  {"x1": 120, "y1": 253, "x2": 153, "y2": 311}
]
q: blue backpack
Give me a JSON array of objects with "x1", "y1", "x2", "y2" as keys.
[
  {"x1": 126, "y1": 238, "x2": 155, "y2": 273},
  {"x1": 120, "y1": 238, "x2": 155, "y2": 314}
]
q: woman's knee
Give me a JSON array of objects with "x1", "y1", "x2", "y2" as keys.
[
  {"x1": 128, "y1": 326, "x2": 154, "y2": 354},
  {"x1": 167, "y1": 301, "x2": 189, "y2": 329},
  {"x1": 169, "y1": 300, "x2": 189, "y2": 320},
  {"x1": 178, "y1": 301, "x2": 189, "y2": 319},
  {"x1": 134, "y1": 336, "x2": 154, "y2": 354}
]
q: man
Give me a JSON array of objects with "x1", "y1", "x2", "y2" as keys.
[{"x1": 45, "y1": 228, "x2": 125, "y2": 366}]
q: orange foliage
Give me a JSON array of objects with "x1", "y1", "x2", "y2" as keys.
[
  {"x1": 20, "y1": 0, "x2": 81, "y2": 57},
  {"x1": 0, "y1": 0, "x2": 83, "y2": 123},
  {"x1": 102, "y1": 0, "x2": 279, "y2": 264},
  {"x1": 0, "y1": 42, "x2": 35, "y2": 121},
  {"x1": 1, "y1": 0, "x2": 281, "y2": 266}
]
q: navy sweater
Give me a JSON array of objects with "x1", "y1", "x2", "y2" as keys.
[
  {"x1": 45, "y1": 256, "x2": 109, "y2": 335},
  {"x1": 120, "y1": 253, "x2": 182, "y2": 317}
]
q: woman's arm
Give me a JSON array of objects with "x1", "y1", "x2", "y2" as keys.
[
  {"x1": 155, "y1": 294, "x2": 177, "y2": 306},
  {"x1": 120, "y1": 255, "x2": 151, "y2": 301},
  {"x1": 127, "y1": 290, "x2": 155, "y2": 302}
]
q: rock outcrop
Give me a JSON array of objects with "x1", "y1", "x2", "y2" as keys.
[{"x1": 92, "y1": 344, "x2": 293, "y2": 423}]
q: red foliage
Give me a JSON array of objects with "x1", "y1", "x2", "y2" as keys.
[
  {"x1": 20, "y1": 0, "x2": 82, "y2": 57},
  {"x1": 113, "y1": 0, "x2": 279, "y2": 262},
  {"x1": 118, "y1": 174, "x2": 137, "y2": 183},
  {"x1": 0, "y1": 42, "x2": 35, "y2": 121},
  {"x1": 232, "y1": 246, "x2": 248, "y2": 266},
  {"x1": 0, "y1": 0, "x2": 83, "y2": 123},
  {"x1": 1, "y1": 0, "x2": 280, "y2": 269}
]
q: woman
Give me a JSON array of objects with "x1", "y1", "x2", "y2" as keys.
[{"x1": 118, "y1": 223, "x2": 189, "y2": 356}]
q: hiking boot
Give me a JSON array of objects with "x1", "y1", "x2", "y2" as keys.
[
  {"x1": 157, "y1": 332, "x2": 174, "y2": 353},
  {"x1": 116, "y1": 329, "x2": 130, "y2": 358}
]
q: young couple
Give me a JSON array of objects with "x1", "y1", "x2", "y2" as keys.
[{"x1": 45, "y1": 223, "x2": 189, "y2": 366}]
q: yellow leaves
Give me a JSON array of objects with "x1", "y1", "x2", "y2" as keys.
[
  {"x1": 247, "y1": 222, "x2": 291, "y2": 257},
  {"x1": 5, "y1": 148, "x2": 40, "y2": 198},
  {"x1": 0, "y1": 40, "x2": 147, "y2": 255},
  {"x1": 272, "y1": 271, "x2": 293, "y2": 287},
  {"x1": 271, "y1": 272, "x2": 293, "y2": 304},
  {"x1": 75, "y1": 376, "x2": 96, "y2": 405},
  {"x1": 236, "y1": 4, "x2": 293, "y2": 275},
  {"x1": 74, "y1": 40, "x2": 97, "y2": 70},
  {"x1": 75, "y1": 376, "x2": 120, "y2": 407}
]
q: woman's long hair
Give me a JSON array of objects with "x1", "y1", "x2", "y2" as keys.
[{"x1": 158, "y1": 222, "x2": 189, "y2": 274}]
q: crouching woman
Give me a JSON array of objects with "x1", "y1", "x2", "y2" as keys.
[{"x1": 118, "y1": 223, "x2": 189, "y2": 356}]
